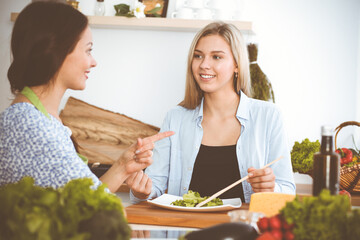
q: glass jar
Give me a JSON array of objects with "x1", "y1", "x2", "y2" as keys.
[{"x1": 94, "y1": 0, "x2": 105, "y2": 16}]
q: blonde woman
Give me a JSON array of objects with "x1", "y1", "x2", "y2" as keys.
[{"x1": 128, "y1": 22, "x2": 295, "y2": 203}]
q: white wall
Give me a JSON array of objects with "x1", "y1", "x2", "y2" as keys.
[
  {"x1": 0, "y1": 0, "x2": 29, "y2": 111},
  {"x1": 357, "y1": 4, "x2": 360, "y2": 145},
  {"x1": 242, "y1": 0, "x2": 360, "y2": 148},
  {"x1": 1, "y1": 0, "x2": 360, "y2": 149}
]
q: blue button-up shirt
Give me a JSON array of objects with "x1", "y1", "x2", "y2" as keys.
[{"x1": 131, "y1": 92, "x2": 295, "y2": 203}]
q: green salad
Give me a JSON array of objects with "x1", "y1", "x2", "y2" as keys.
[{"x1": 171, "y1": 190, "x2": 223, "y2": 207}]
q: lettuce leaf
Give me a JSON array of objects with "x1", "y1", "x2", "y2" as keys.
[
  {"x1": 0, "y1": 177, "x2": 131, "y2": 240},
  {"x1": 281, "y1": 190, "x2": 354, "y2": 240},
  {"x1": 171, "y1": 190, "x2": 223, "y2": 207}
]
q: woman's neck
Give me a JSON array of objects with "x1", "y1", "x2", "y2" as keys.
[
  {"x1": 33, "y1": 85, "x2": 64, "y2": 120},
  {"x1": 203, "y1": 91, "x2": 240, "y2": 119},
  {"x1": 13, "y1": 84, "x2": 65, "y2": 122}
]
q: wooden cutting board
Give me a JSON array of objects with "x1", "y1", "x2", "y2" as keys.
[
  {"x1": 125, "y1": 201, "x2": 248, "y2": 229},
  {"x1": 59, "y1": 97, "x2": 160, "y2": 164}
]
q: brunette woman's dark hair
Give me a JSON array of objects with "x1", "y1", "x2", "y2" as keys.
[
  {"x1": 8, "y1": 1, "x2": 88, "y2": 94},
  {"x1": 8, "y1": 1, "x2": 88, "y2": 153}
]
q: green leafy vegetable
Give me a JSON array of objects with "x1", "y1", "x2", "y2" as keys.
[
  {"x1": 78, "y1": 210, "x2": 130, "y2": 240},
  {"x1": 281, "y1": 190, "x2": 357, "y2": 240},
  {"x1": 0, "y1": 177, "x2": 131, "y2": 240},
  {"x1": 291, "y1": 138, "x2": 320, "y2": 174},
  {"x1": 346, "y1": 208, "x2": 360, "y2": 240},
  {"x1": 171, "y1": 190, "x2": 223, "y2": 207}
]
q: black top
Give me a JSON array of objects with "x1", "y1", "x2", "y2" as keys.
[{"x1": 189, "y1": 144, "x2": 245, "y2": 202}]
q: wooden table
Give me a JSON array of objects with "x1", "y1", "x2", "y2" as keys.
[
  {"x1": 125, "y1": 202, "x2": 249, "y2": 229},
  {"x1": 125, "y1": 184, "x2": 360, "y2": 230},
  {"x1": 119, "y1": 184, "x2": 360, "y2": 206}
]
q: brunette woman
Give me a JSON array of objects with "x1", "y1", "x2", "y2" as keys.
[{"x1": 0, "y1": 1, "x2": 173, "y2": 192}]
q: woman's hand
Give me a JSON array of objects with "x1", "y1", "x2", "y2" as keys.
[
  {"x1": 126, "y1": 170, "x2": 152, "y2": 199},
  {"x1": 100, "y1": 131, "x2": 174, "y2": 193},
  {"x1": 247, "y1": 167, "x2": 275, "y2": 192},
  {"x1": 119, "y1": 131, "x2": 174, "y2": 175}
]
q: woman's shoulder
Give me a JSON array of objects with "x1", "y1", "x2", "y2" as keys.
[
  {"x1": 244, "y1": 98, "x2": 284, "y2": 124},
  {"x1": 160, "y1": 105, "x2": 198, "y2": 129},
  {"x1": 2, "y1": 102, "x2": 41, "y2": 120},
  {"x1": 1, "y1": 103, "x2": 47, "y2": 128},
  {"x1": 165, "y1": 105, "x2": 196, "y2": 117},
  {"x1": 0, "y1": 103, "x2": 64, "y2": 137},
  {"x1": 248, "y1": 98, "x2": 281, "y2": 114}
]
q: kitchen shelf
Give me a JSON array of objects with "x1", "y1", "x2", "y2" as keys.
[{"x1": 11, "y1": 13, "x2": 253, "y2": 33}]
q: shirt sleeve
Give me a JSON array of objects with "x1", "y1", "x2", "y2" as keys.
[
  {"x1": 130, "y1": 111, "x2": 174, "y2": 204},
  {"x1": 268, "y1": 107, "x2": 296, "y2": 194}
]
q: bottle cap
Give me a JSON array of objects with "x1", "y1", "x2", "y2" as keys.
[{"x1": 321, "y1": 125, "x2": 333, "y2": 136}]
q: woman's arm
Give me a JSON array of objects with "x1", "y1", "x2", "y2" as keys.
[
  {"x1": 129, "y1": 111, "x2": 176, "y2": 203},
  {"x1": 100, "y1": 132, "x2": 174, "y2": 193},
  {"x1": 247, "y1": 107, "x2": 295, "y2": 194}
]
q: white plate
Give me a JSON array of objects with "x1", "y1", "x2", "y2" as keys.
[{"x1": 147, "y1": 194, "x2": 242, "y2": 212}]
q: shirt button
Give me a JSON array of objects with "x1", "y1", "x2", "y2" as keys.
[
  {"x1": 183, "y1": 187, "x2": 186, "y2": 190},
  {"x1": 188, "y1": 167, "x2": 192, "y2": 171}
]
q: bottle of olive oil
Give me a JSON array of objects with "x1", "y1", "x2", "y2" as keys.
[{"x1": 312, "y1": 126, "x2": 340, "y2": 196}]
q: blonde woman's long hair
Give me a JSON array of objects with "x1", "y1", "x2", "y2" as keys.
[{"x1": 179, "y1": 21, "x2": 251, "y2": 109}]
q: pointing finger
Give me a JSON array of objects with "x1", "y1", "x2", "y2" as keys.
[
  {"x1": 134, "y1": 131, "x2": 174, "y2": 154},
  {"x1": 144, "y1": 131, "x2": 175, "y2": 144}
]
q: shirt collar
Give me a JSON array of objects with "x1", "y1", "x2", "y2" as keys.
[
  {"x1": 194, "y1": 98, "x2": 204, "y2": 126},
  {"x1": 236, "y1": 91, "x2": 251, "y2": 121},
  {"x1": 194, "y1": 91, "x2": 250, "y2": 123}
]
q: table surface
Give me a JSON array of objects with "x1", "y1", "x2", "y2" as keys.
[
  {"x1": 124, "y1": 183, "x2": 360, "y2": 232},
  {"x1": 125, "y1": 201, "x2": 249, "y2": 229}
]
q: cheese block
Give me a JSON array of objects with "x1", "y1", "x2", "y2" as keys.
[{"x1": 249, "y1": 192, "x2": 296, "y2": 217}]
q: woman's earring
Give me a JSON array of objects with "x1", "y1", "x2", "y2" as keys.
[{"x1": 234, "y1": 72, "x2": 238, "y2": 79}]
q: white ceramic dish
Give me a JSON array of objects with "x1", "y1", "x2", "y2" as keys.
[{"x1": 147, "y1": 193, "x2": 242, "y2": 212}]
